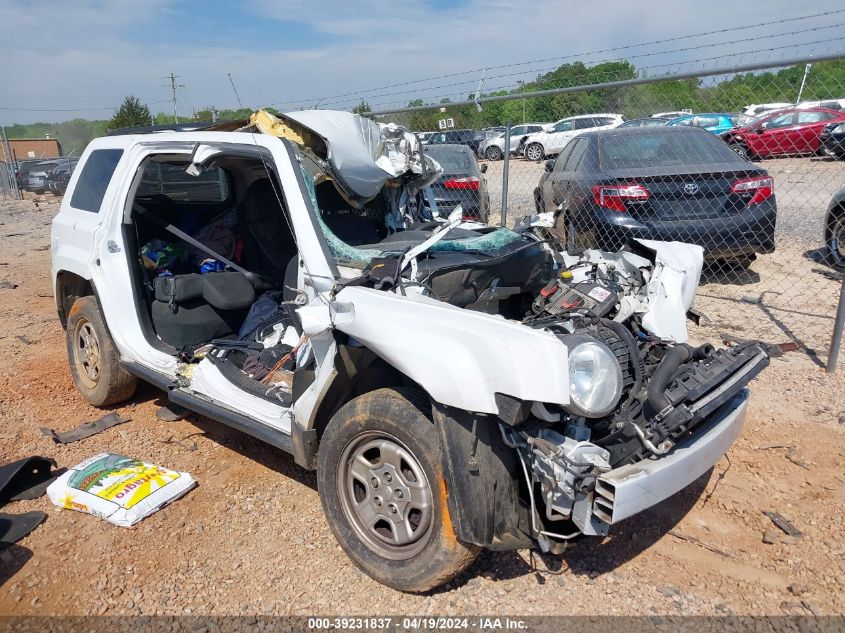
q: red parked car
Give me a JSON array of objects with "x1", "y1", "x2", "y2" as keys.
[{"x1": 720, "y1": 108, "x2": 845, "y2": 159}]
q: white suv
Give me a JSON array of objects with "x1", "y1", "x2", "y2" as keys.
[
  {"x1": 477, "y1": 123, "x2": 548, "y2": 160},
  {"x1": 51, "y1": 109, "x2": 768, "y2": 592},
  {"x1": 522, "y1": 114, "x2": 625, "y2": 160}
]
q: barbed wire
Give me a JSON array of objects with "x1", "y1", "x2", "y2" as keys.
[
  {"x1": 357, "y1": 40, "x2": 844, "y2": 112},
  {"x1": 262, "y1": 9, "x2": 845, "y2": 110},
  {"x1": 296, "y1": 29, "x2": 844, "y2": 112}
]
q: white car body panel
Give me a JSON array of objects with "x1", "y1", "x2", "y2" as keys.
[
  {"x1": 333, "y1": 286, "x2": 571, "y2": 414},
  {"x1": 188, "y1": 359, "x2": 293, "y2": 432}
]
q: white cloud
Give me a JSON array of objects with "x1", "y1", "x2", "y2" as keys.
[{"x1": 2, "y1": 0, "x2": 840, "y2": 124}]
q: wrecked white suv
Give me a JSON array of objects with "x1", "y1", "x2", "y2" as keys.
[{"x1": 51, "y1": 110, "x2": 769, "y2": 592}]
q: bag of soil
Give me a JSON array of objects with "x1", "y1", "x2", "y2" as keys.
[{"x1": 46, "y1": 453, "x2": 196, "y2": 527}]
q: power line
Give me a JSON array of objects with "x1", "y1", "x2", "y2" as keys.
[
  {"x1": 0, "y1": 100, "x2": 170, "y2": 112},
  {"x1": 262, "y1": 8, "x2": 845, "y2": 109},
  {"x1": 361, "y1": 39, "x2": 843, "y2": 111},
  {"x1": 288, "y1": 27, "x2": 845, "y2": 111}
]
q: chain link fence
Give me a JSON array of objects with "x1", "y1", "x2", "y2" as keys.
[
  {"x1": 372, "y1": 55, "x2": 845, "y2": 369},
  {"x1": 0, "y1": 162, "x2": 11, "y2": 200}
]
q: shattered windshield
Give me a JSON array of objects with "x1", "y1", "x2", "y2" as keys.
[{"x1": 298, "y1": 164, "x2": 523, "y2": 267}]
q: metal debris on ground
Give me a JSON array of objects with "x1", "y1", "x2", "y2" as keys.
[
  {"x1": 667, "y1": 529, "x2": 734, "y2": 558},
  {"x1": 40, "y1": 412, "x2": 130, "y2": 444},
  {"x1": 763, "y1": 511, "x2": 803, "y2": 538}
]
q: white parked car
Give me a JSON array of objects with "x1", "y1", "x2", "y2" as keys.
[
  {"x1": 50, "y1": 109, "x2": 770, "y2": 592},
  {"x1": 796, "y1": 98, "x2": 845, "y2": 111},
  {"x1": 651, "y1": 110, "x2": 692, "y2": 119},
  {"x1": 742, "y1": 102, "x2": 793, "y2": 116},
  {"x1": 477, "y1": 123, "x2": 548, "y2": 160},
  {"x1": 522, "y1": 114, "x2": 625, "y2": 160}
]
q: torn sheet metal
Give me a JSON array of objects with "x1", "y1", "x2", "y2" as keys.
[
  {"x1": 257, "y1": 109, "x2": 440, "y2": 207},
  {"x1": 560, "y1": 239, "x2": 704, "y2": 343}
]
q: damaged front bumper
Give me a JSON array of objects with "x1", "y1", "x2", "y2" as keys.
[{"x1": 593, "y1": 388, "x2": 748, "y2": 526}]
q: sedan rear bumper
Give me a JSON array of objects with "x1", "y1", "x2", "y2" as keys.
[
  {"x1": 593, "y1": 389, "x2": 748, "y2": 525},
  {"x1": 590, "y1": 203, "x2": 777, "y2": 259}
]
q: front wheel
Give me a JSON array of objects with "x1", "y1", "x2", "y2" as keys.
[
  {"x1": 524, "y1": 142, "x2": 545, "y2": 161},
  {"x1": 828, "y1": 211, "x2": 845, "y2": 267},
  {"x1": 317, "y1": 388, "x2": 479, "y2": 592}
]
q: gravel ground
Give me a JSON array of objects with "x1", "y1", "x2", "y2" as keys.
[{"x1": 0, "y1": 193, "x2": 843, "y2": 618}]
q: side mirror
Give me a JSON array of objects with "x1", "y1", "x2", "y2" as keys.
[
  {"x1": 544, "y1": 159, "x2": 554, "y2": 172},
  {"x1": 480, "y1": 163, "x2": 488, "y2": 173}
]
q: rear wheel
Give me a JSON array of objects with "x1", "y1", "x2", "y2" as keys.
[
  {"x1": 729, "y1": 143, "x2": 750, "y2": 160},
  {"x1": 66, "y1": 296, "x2": 138, "y2": 407},
  {"x1": 525, "y1": 142, "x2": 544, "y2": 162},
  {"x1": 484, "y1": 146, "x2": 503, "y2": 161},
  {"x1": 317, "y1": 388, "x2": 479, "y2": 592}
]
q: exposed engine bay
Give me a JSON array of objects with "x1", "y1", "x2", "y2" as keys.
[
  {"x1": 492, "y1": 229, "x2": 769, "y2": 546},
  {"x1": 348, "y1": 219, "x2": 771, "y2": 548}
]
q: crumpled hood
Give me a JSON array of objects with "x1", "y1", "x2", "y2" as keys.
[{"x1": 263, "y1": 109, "x2": 440, "y2": 207}]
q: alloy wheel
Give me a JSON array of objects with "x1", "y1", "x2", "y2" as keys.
[{"x1": 525, "y1": 143, "x2": 543, "y2": 161}]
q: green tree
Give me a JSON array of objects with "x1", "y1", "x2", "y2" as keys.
[
  {"x1": 352, "y1": 100, "x2": 372, "y2": 114},
  {"x1": 109, "y1": 96, "x2": 152, "y2": 131}
]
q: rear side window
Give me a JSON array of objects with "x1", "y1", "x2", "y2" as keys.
[
  {"x1": 137, "y1": 163, "x2": 231, "y2": 202},
  {"x1": 599, "y1": 130, "x2": 741, "y2": 169},
  {"x1": 563, "y1": 138, "x2": 588, "y2": 171},
  {"x1": 69, "y1": 149, "x2": 123, "y2": 213}
]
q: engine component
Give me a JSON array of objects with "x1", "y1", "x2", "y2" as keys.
[{"x1": 532, "y1": 276, "x2": 619, "y2": 318}]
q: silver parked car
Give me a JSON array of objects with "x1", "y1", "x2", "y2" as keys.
[
  {"x1": 478, "y1": 123, "x2": 548, "y2": 160},
  {"x1": 27, "y1": 159, "x2": 64, "y2": 193}
]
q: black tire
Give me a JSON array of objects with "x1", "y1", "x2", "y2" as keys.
[
  {"x1": 484, "y1": 146, "x2": 503, "y2": 161},
  {"x1": 827, "y1": 209, "x2": 845, "y2": 267},
  {"x1": 317, "y1": 388, "x2": 480, "y2": 592},
  {"x1": 66, "y1": 296, "x2": 138, "y2": 407},
  {"x1": 525, "y1": 142, "x2": 545, "y2": 162},
  {"x1": 533, "y1": 187, "x2": 545, "y2": 214},
  {"x1": 729, "y1": 143, "x2": 750, "y2": 160}
]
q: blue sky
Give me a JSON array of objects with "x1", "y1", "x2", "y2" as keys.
[{"x1": 0, "y1": 0, "x2": 842, "y2": 125}]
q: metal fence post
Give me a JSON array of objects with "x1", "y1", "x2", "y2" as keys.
[
  {"x1": 500, "y1": 123, "x2": 510, "y2": 227},
  {"x1": 1, "y1": 126, "x2": 21, "y2": 200},
  {"x1": 827, "y1": 278, "x2": 845, "y2": 373}
]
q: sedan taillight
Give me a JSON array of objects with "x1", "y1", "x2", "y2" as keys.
[
  {"x1": 592, "y1": 184, "x2": 650, "y2": 212},
  {"x1": 731, "y1": 176, "x2": 773, "y2": 205},
  {"x1": 443, "y1": 177, "x2": 480, "y2": 190}
]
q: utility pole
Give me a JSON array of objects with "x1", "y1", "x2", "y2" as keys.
[
  {"x1": 517, "y1": 80, "x2": 526, "y2": 124},
  {"x1": 164, "y1": 73, "x2": 183, "y2": 123},
  {"x1": 796, "y1": 63, "x2": 812, "y2": 104}
]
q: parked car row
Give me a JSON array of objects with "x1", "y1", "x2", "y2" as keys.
[{"x1": 14, "y1": 157, "x2": 78, "y2": 194}]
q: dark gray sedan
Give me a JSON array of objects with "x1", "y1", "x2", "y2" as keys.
[
  {"x1": 423, "y1": 144, "x2": 490, "y2": 222},
  {"x1": 534, "y1": 126, "x2": 777, "y2": 263}
]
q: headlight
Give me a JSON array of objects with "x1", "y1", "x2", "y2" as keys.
[{"x1": 562, "y1": 335, "x2": 623, "y2": 418}]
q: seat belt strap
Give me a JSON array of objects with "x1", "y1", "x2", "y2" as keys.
[{"x1": 133, "y1": 204, "x2": 249, "y2": 275}]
